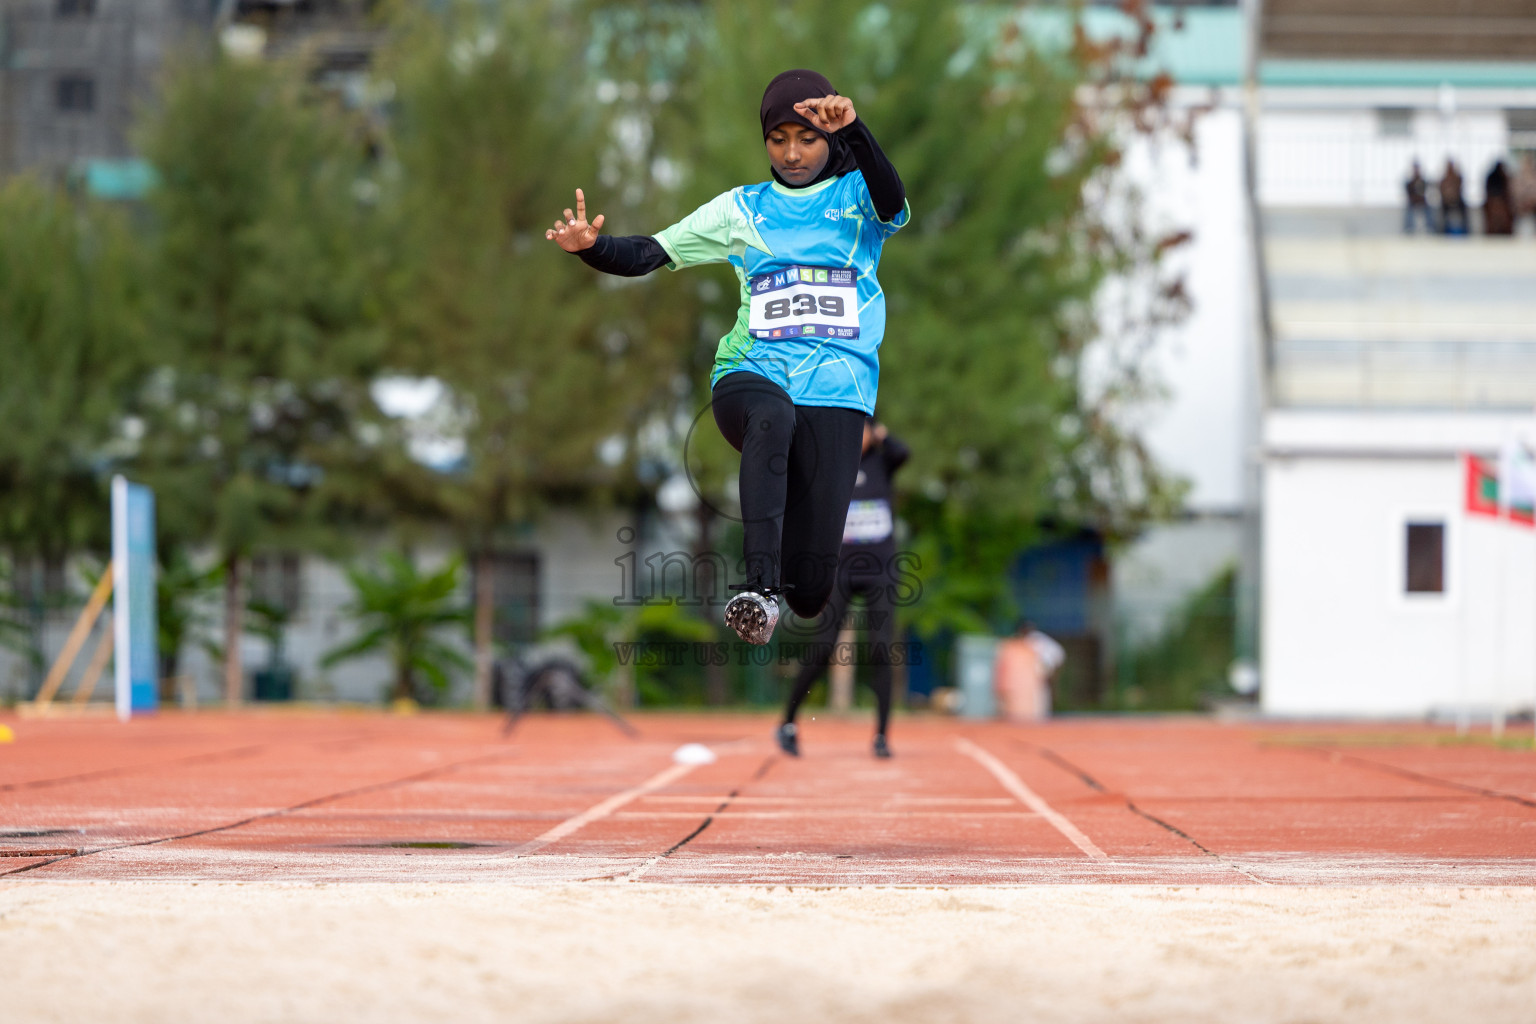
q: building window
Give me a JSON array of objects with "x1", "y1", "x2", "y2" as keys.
[
  {"x1": 1375, "y1": 108, "x2": 1413, "y2": 139},
  {"x1": 249, "y1": 552, "x2": 303, "y2": 616},
  {"x1": 56, "y1": 0, "x2": 97, "y2": 15},
  {"x1": 475, "y1": 552, "x2": 540, "y2": 646},
  {"x1": 56, "y1": 76, "x2": 95, "y2": 113},
  {"x1": 1405, "y1": 522, "x2": 1445, "y2": 594}
]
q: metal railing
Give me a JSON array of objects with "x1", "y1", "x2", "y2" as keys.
[{"x1": 1258, "y1": 124, "x2": 1517, "y2": 209}]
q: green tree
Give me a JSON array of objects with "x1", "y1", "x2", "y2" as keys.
[
  {"x1": 133, "y1": 51, "x2": 393, "y2": 705},
  {"x1": 0, "y1": 178, "x2": 144, "y2": 564},
  {"x1": 322, "y1": 553, "x2": 472, "y2": 704},
  {"x1": 377, "y1": 0, "x2": 681, "y2": 707}
]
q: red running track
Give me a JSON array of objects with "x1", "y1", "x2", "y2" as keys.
[{"x1": 1, "y1": 710, "x2": 1533, "y2": 885}]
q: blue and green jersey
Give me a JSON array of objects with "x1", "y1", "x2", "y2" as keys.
[{"x1": 654, "y1": 171, "x2": 909, "y2": 414}]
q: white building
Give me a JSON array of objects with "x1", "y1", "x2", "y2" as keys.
[
  {"x1": 1252, "y1": 2, "x2": 1536, "y2": 717},
  {"x1": 1264, "y1": 412, "x2": 1536, "y2": 717},
  {"x1": 1084, "y1": 1, "x2": 1536, "y2": 716}
]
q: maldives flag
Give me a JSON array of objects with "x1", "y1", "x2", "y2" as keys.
[{"x1": 1464, "y1": 453, "x2": 1536, "y2": 527}]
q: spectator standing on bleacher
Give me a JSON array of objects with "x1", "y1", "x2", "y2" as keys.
[
  {"x1": 1484, "y1": 160, "x2": 1514, "y2": 236},
  {"x1": 1403, "y1": 160, "x2": 1434, "y2": 234},
  {"x1": 1512, "y1": 154, "x2": 1536, "y2": 234},
  {"x1": 1439, "y1": 160, "x2": 1468, "y2": 235}
]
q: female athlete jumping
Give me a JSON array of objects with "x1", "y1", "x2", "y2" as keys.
[{"x1": 547, "y1": 69, "x2": 908, "y2": 645}]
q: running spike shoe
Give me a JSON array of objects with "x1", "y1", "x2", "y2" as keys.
[
  {"x1": 776, "y1": 722, "x2": 800, "y2": 757},
  {"x1": 724, "y1": 586, "x2": 780, "y2": 645},
  {"x1": 872, "y1": 734, "x2": 892, "y2": 759}
]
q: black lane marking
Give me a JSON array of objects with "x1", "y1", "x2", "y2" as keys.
[
  {"x1": 0, "y1": 744, "x2": 269, "y2": 793},
  {"x1": 0, "y1": 750, "x2": 516, "y2": 879},
  {"x1": 1301, "y1": 747, "x2": 1536, "y2": 811},
  {"x1": 1036, "y1": 747, "x2": 1105, "y2": 792},
  {"x1": 1027, "y1": 742, "x2": 1264, "y2": 878},
  {"x1": 653, "y1": 754, "x2": 778, "y2": 861},
  {"x1": 659, "y1": 815, "x2": 719, "y2": 858}
]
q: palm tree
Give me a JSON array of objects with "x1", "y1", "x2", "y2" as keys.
[{"x1": 322, "y1": 554, "x2": 471, "y2": 704}]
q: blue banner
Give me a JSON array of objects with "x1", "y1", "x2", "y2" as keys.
[{"x1": 112, "y1": 476, "x2": 158, "y2": 720}]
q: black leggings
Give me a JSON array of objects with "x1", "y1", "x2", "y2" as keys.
[
  {"x1": 782, "y1": 570, "x2": 896, "y2": 736},
  {"x1": 711, "y1": 372, "x2": 865, "y2": 620}
]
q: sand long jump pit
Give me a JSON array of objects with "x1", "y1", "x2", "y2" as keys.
[{"x1": 3, "y1": 711, "x2": 1534, "y2": 1022}]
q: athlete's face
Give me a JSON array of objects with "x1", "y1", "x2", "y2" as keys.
[{"x1": 765, "y1": 121, "x2": 829, "y2": 184}]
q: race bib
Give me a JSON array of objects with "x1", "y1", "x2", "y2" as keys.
[
  {"x1": 748, "y1": 265, "x2": 860, "y2": 341},
  {"x1": 843, "y1": 499, "x2": 893, "y2": 544}
]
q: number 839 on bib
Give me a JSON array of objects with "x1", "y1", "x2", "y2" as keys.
[{"x1": 748, "y1": 265, "x2": 860, "y2": 341}]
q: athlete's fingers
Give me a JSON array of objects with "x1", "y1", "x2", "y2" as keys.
[
  {"x1": 546, "y1": 229, "x2": 555, "y2": 240},
  {"x1": 575, "y1": 188, "x2": 586, "y2": 222},
  {"x1": 564, "y1": 208, "x2": 576, "y2": 225},
  {"x1": 591, "y1": 213, "x2": 605, "y2": 231}
]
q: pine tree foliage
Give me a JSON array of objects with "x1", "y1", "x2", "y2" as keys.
[
  {"x1": 379, "y1": 0, "x2": 681, "y2": 528},
  {"x1": 0, "y1": 179, "x2": 143, "y2": 561},
  {"x1": 132, "y1": 52, "x2": 394, "y2": 697},
  {"x1": 134, "y1": 53, "x2": 391, "y2": 553},
  {"x1": 376, "y1": 0, "x2": 688, "y2": 702}
]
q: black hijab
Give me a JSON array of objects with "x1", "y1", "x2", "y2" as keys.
[{"x1": 760, "y1": 69, "x2": 858, "y2": 189}]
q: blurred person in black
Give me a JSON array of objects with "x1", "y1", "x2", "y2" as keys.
[
  {"x1": 1403, "y1": 160, "x2": 1434, "y2": 234},
  {"x1": 1513, "y1": 154, "x2": 1536, "y2": 234},
  {"x1": 1439, "y1": 159, "x2": 1468, "y2": 235},
  {"x1": 777, "y1": 418, "x2": 909, "y2": 759},
  {"x1": 1484, "y1": 159, "x2": 1514, "y2": 236}
]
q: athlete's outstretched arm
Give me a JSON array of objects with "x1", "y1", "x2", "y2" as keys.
[
  {"x1": 578, "y1": 234, "x2": 670, "y2": 277},
  {"x1": 795, "y1": 95, "x2": 906, "y2": 223},
  {"x1": 546, "y1": 187, "x2": 669, "y2": 277}
]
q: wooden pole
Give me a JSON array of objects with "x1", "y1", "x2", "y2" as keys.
[
  {"x1": 71, "y1": 629, "x2": 115, "y2": 704},
  {"x1": 34, "y1": 565, "x2": 114, "y2": 706}
]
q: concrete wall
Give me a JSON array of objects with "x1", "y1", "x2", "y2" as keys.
[
  {"x1": 1265, "y1": 215, "x2": 1536, "y2": 410},
  {"x1": 1115, "y1": 104, "x2": 1258, "y2": 513}
]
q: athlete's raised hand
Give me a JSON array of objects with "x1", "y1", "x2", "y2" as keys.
[
  {"x1": 546, "y1": 188, "x2": 604, "y2": 252},
  {"x1": 794, "y1": 94, "x2": 856, "y2": 133}
]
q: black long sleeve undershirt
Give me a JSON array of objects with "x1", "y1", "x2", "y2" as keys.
[
  {"x1": 576, "y1": 233, "x2": 670, "y2": 277},
  {"x1": 575, "y1": 117, "x2": 905, "y2": 278},
  {"x1": 842, "y1": 118, "x2": 906, "y2": 223}
]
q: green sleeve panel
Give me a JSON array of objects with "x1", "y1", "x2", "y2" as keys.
[{"x1": 653, "y1": 188, "x2": 771, "y2": 270}]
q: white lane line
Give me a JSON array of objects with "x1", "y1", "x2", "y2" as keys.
[
  {"x1": 506, "y1": 762, "x2": 697, "y2": 858},
  {"x1": 955, "y1": 738, "x2": 1109, "y2": 861}
]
